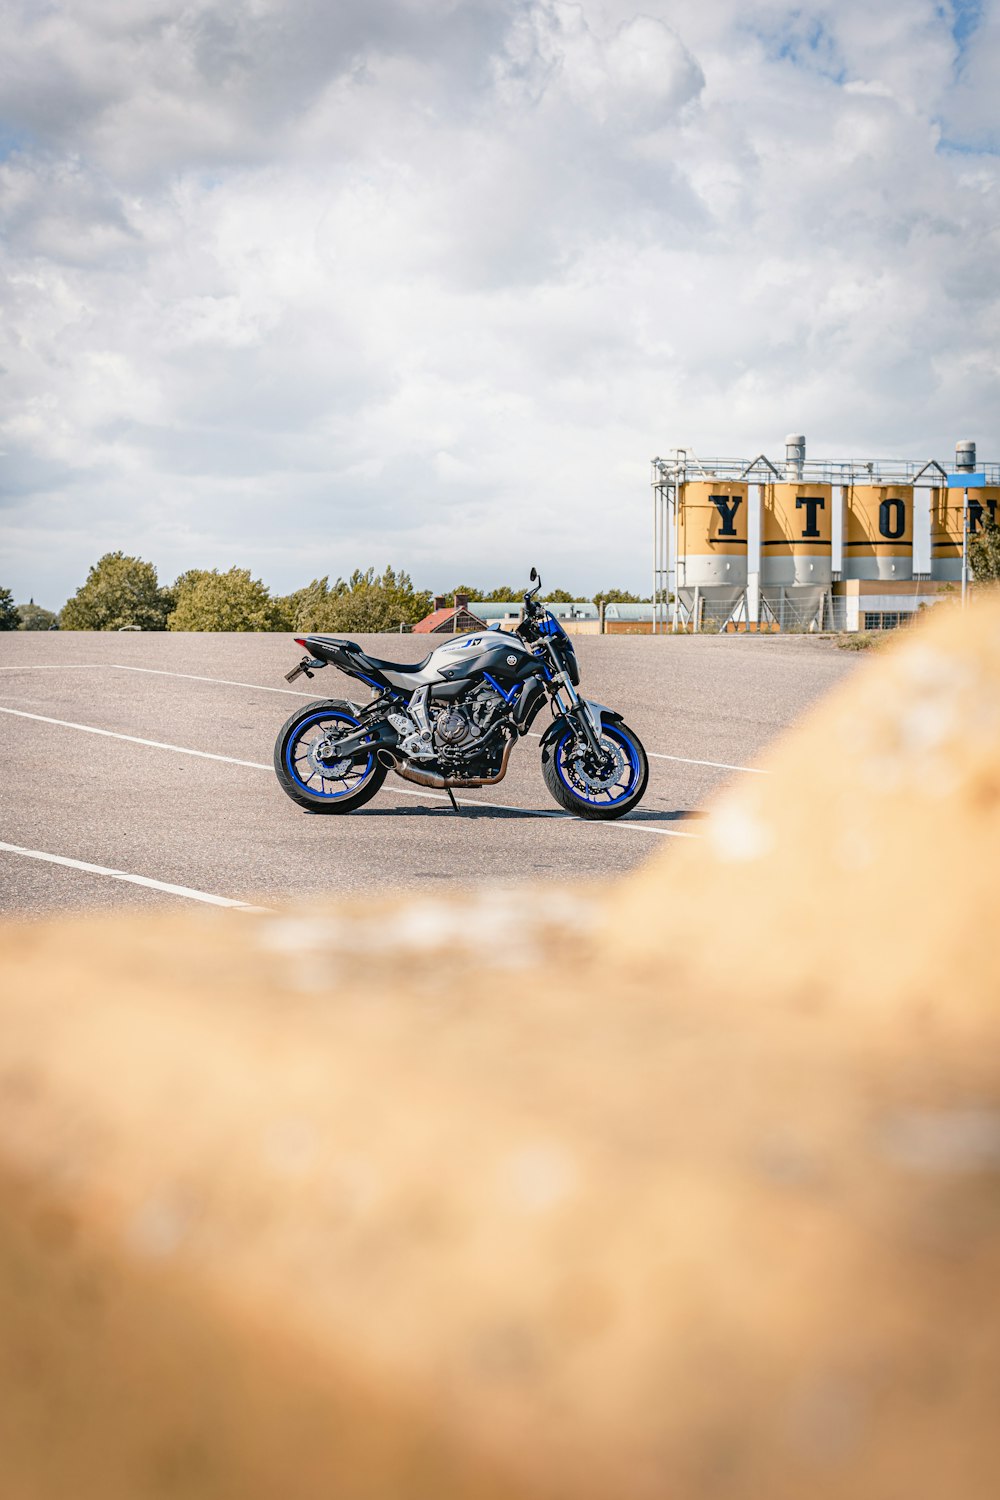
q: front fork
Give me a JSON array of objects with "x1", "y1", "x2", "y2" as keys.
[{"x1": 549, "y1": 668, "x2": 605, "y2": 757}]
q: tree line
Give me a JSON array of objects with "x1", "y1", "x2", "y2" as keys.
[
  {"x1": 0, "y1": 552, "x2": 652, "y2": 632},
  {"x1": 7, "y1": 530, "x2": 1000, "y2": 634}
]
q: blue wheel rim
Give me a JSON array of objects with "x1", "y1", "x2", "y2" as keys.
[
  {"x1": 285, "y1": 710, "x2": 377, "y2": 800},
  {"x1": 555, "y1": 725, "x2": 641, "y2": 807}
]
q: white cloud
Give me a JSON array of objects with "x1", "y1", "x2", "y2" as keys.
[{"x1": 0, "y1": 0, "x2": 998, "y2": 606}]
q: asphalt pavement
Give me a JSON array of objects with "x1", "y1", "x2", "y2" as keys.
[{"x1": 0, "y1": 629, "x2": 860, "y2": 914}]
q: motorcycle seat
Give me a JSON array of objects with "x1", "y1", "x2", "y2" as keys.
[
  {"x1": 305, "y1": 635, "x2": 434, "y2": 677},
  {"x1": 354, "y1": 649, "x2": 437, "y2": 675}
]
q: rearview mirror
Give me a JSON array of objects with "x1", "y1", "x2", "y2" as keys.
[{"x1": 530, "y1": 567, "x2": 537, "y2": 581}]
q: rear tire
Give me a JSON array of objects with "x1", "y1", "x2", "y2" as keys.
[
  {"x1": 274, "y1": 700, "x2": 387, "y2": 814},
  {"x1": 541, "y1": 719, "x2": 648, "y2": 821}
]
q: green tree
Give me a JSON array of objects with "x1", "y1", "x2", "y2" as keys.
[
  {"x1": 167, "y1": 568, "x2": 288, "y2": 631},
  {"x1": 277, "y1": 576, "x2": 340, "y2": 632},
  {"x1": 311, "y1": 566, "x2": 432, "y2": 633},
  {"x1": 170, "y1": 569, "x2": 211, "y2": 596},
  {"x1": 542, "y1": 588, "x2": 576, "y2": 603},
  {"x1": 592, "y1": 588, "x2": 643, "y2": 611},
  {"x1": 448, "y1": 583, "x2": 482, "y2": 600},
  {"x1": 0, "y1": 586, "x2": 19, "y2": 631},
  {"x1": 17, "y1": 600, "x2": 58, "y2": 630},
  {"x1": 969, "y1": 517, "x2": 1000, "y2": 584},
  {"x1": 61, "y1": 553, "x2": 172, "y2": 631}
]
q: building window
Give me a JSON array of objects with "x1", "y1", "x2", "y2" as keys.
[{"x1": 863, "y1": 611, "x2": 909, "y2": 631}]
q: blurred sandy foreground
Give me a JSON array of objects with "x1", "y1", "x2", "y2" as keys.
[{"x1": 2, "y1": 600, "x2": 1000, "y2": 1500}]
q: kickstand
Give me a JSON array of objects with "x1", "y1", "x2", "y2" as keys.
[{"x1": 446, "y1": 787, "x2": 462, "y2": 815}]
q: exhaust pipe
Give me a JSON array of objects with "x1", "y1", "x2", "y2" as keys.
[{"x1": 377, "y1": 737, "x2": 515, "y2": 789}]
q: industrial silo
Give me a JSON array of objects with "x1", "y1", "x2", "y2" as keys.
[
  {"x1": 675, "y1": 480, "x2": 748, "y2": 629},
  {"x1": 932, "y1": 487, "x2": 1000, "y2": 580},
  {"x1": 931, "y1": 443, "x2": 999, "y2": 582},
  {"x1": 759, "y1": 436, "x2": 832, "y2": 628},
  {"x1": 843, "y1": 485, "x2": 914, "y2": 581}
]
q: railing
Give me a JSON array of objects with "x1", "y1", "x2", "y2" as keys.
[{"x1": 652, "y1": 452, "x2": 1000, "y2": 486}]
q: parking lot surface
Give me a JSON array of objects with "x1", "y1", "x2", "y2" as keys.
[{"x1": 0, "y1": 630, "x2": 859, "y2": 914}]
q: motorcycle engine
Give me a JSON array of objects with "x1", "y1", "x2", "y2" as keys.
[
  {"x1": 431, "y1": 688, "x2": 506, "y2": 758},
  {"x1": 435, "y1": 706, "x2": 473, "y2": 746}
]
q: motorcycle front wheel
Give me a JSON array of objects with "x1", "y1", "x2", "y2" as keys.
[
  {"x1": 541, "y1": 720, "x2": 649, "y2": 821},
  {"x1": 274, "y1": 701, "x2": 387, "y2": 813}
]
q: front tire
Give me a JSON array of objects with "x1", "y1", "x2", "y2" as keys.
[
  {"x1": 274, "y1": 701, "x2": 387, "y2": 814},
  {"x1": 541, "y1": 719, "x2": 649, "y2": 821}
]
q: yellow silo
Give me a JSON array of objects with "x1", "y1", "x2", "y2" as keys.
[
  {"x1": 844, "y1": 485, "x2": 914, "y2": 581},
  {"x1": 759, "y1": 482, "x2": 833, "y2": 629},
  {"x1": 675, "y1": 480, "x2": 749, "y2": 628},
  {"x1": 932, "y1": 487, "x2": 1000, "y2": 581},
  {"x1": 760, "y1": 482, "x2": 833, "y2": 584},
  {"x1": 675, "y1": 481, "x2": 748, "y2": 590}
]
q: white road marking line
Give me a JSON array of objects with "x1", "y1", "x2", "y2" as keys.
[
  {"x1": 647, "y1": 751, "x2": 765, "y2": 773},
  {"x1": 0, "y1": 706, "x2": 270, "y2": 768},
  {"x1": 0, "y1": 841, "x2": 265, "y2": 910},
  {"x1": 0, "y1": 705, "x2": 696, "y2": 838},
  {"x1": 0, "y1": 662, "x2": 316, "y2": 698},
  {"x1": 108, "y1": 663, "x2": 319, "y2": 698},
  {"x1": 0, "y1": 664, "x2": 764, "y2": 773},
  {"x1": 524, "y1": 730, "x2": 764, "y2": 774}
]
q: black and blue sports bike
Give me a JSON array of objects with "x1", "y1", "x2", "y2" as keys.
[{"x1": 274, "y1": 570, "x2": 648, "y2": 820}]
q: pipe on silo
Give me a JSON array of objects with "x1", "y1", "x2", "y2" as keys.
[
  {"x1": 955, "y1": 440, "x2": 977, "y2": 473},
  {"x1": 785, "y1": 434, "x2": 806, "y2": 482}
]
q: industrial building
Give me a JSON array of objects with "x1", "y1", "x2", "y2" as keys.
[
  {"x1": 652, "y1": 438, "x2": 999, "y2": 632},
  {"x1": 469, "y1": 600, "x2": 628, "y2": 635},
  {"x1": 413, "y1": 598, "x2": 650, "y2": 635}
]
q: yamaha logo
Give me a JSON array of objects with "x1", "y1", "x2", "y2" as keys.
[{"x1": 506, "y1": 655, "x2": 518, "y2": 665}]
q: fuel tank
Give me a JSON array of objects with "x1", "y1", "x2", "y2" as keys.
[
  {"x1": 425, "y1": 629, "x2": 537, "y2": 686},
  {"x1": 301, "y1": 628, "x2": 538, "y2": 695}
]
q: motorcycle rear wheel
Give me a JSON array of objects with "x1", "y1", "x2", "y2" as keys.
[
  {"x1": 274, "y1": 700, "x2": 387, "y2": 814},
  {"x1": 541, "y1": 720, "x2": 648, "y2": 821}
]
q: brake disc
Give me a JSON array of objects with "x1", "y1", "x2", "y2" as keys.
[
  {"x1": 569, "y1": 736, "x2": 625, "y2": 793},
  {"x1": 308, "y1": 737, "x2": 354, "y2": 780}
]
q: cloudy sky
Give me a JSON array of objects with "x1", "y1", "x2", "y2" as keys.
[{"x1": 1, "y1": 0, "x2": 997, "y2": 606}]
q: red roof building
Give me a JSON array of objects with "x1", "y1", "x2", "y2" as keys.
[{"x1": 413, "y1": 593, "x2": 487, "y2": 634}]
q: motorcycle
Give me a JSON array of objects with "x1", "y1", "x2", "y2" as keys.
[{"x1": 273, "y1": 569, "x2": 649, "y2": 820}]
